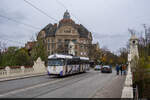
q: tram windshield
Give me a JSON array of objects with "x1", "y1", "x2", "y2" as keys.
[{"x1": 48, "y1": 59, "x2": 64, "y2": 66}]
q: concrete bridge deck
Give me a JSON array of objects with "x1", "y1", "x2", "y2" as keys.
[{"x1": 0, "y1": 69, "x2": 126, "y2": 98}]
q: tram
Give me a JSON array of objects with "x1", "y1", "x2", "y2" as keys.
[{"x1": 47, "y1": 54, "x2": 90, "y2": 76}]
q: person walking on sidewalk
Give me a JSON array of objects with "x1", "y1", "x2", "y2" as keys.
[
  {"x1": 120, "y1": 64, "x2": 123, "y2": 75},
  {"x1": 122, "y1": 64, "x2": 126, "y2": 75},
  {"x1": 116, "y1": 64, "x2": 120, "y2": 75}
]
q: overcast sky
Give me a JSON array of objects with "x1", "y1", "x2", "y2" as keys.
[{"x1": 0, "y1": 0, "x2": 150, "y2": 52}]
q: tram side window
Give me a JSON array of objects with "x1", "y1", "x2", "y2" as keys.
[
  {"x1": 48, "y1": 59, "x2": 64, "y2": 66},
  {"x1": 80, "y1": 60, "x2": 84, "y2": 65},
  {"x1": 66, "y1": 59, "x2": 72, "y2": 65},
  {"x1": 80, "y1": 60, "x2": 89, "y2": 65},
  {"x1": 67, "y1": 59, "x2": 78, "y2": 65}
]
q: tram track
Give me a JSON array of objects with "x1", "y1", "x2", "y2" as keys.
[
  {"x1": 0, "y1": 70, "x2": 98, "y2": 98},
  {"x1": 33, "y1": 71, "x2": 98, "y2": 98}
]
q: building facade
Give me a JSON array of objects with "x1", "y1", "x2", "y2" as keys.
[{"x1": 37, "y1": 11, "x2": 93, "y2": 57}]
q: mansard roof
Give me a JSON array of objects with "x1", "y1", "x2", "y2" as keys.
[
  {"x1": 39, "y1": 11, "x2": 91, "y2": 38},
  {"x1": 40, "y1": 23, "x2": 90, "y2": 38},
  {"x1": 75, "y1": 24, "x2": 89, "y2": 38},
  {"x1": 41, "y1": 23, "x2": 57, "y2": 37}
]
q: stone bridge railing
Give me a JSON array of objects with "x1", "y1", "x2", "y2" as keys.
[
  {"x1": 121, "y1": 63, "x2": 133, "y2": 98},
  {"x1": 0, "y1": 57, "x2": 47, "y2": 80}
]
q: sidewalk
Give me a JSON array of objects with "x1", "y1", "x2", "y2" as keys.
[{"x1": 93, "y1": 74, "x2": 126, "y2": 98}]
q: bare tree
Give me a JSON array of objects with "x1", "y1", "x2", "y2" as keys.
[
  {"x1": 0, "y1": 40, "x2": 7, "y2": 52},
  {"x1": 30, "y1": 32, "x2": 39, "y2": 42}
]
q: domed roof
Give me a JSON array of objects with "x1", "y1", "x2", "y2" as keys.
[
  {"x1": 130, "y1": 34, "x2": 138, "y2": 40},
  {"x1": 59, "y1": 10, "x2": 75, "y2": 26},
  {"x1": 59, "y1": 19, "x2": 75, "y2": 25}
]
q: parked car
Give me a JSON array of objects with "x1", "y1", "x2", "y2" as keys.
[
  {"x1": 94, "y1": 65, "x2": 101, "y2": 70},
  {"x1": 101, "y1": 65, "x2": 112, "y2": 73}
]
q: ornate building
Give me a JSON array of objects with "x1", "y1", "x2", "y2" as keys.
[{"x1": 37, "y1": 10, "x2": 93, "y2": 57}]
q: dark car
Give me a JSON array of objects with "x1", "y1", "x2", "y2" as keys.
[{"x1": 101, "y1": 65, "x2": 112, "y2": 73}]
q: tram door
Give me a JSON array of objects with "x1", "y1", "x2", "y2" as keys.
[{"x1": 66, "y1": 59, "x2": 72, "y2": 74}]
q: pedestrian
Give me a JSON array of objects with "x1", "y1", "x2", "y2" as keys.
[
  {"x1": 120, "y1": 64, "x2": 123, "y2": 75},
  {"x1": 122, "y1": 64, "x2": 126, "y2": 75},
  {"x1": 115, "y1": 64, "x2": 120, "y2": 75},
  {"x1": 110, "y1": 65, "x2": 112, "y2": 69}
]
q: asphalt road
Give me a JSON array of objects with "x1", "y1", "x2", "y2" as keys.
[{"x1": 0, "y1": 69, "x2": 118, "y2": 98}]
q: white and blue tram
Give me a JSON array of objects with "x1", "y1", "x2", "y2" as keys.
[{"x1": 47, "y1": 54, "x2": 90, "y2": 76}]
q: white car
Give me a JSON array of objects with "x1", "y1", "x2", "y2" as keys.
[{"x1": 94, "y1": 65, "x2": 101, "y2": 70}]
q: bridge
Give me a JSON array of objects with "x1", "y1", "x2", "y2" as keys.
[
  {"x1": 0, "y1": 34, "x2": 137, "y2": 98},
  {"x1": 0, "y1": 60, "x2": 133, "y2": 98},
  {"x1": 0, "y1": 68, "x2": 125, "y2": 98}
]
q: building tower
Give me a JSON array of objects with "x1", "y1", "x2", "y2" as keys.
[
  {"x1": 129, "y1": 33, "x2": 139, "y2": 61},
  {"x1": 63, "y1": 10, "x2": 70, "y2": 19}
]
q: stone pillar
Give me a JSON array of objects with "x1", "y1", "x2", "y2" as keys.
[
  {"x1": 5, "y1": 66, "x2": 10, "y2": 76},
  {"x1": 21, "y1": 66, "x2": 25, "y2": 74}
]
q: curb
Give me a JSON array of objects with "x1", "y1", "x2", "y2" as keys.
[{"x1": 0, "y1": 73, "x2": 47, "y2": 82}]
